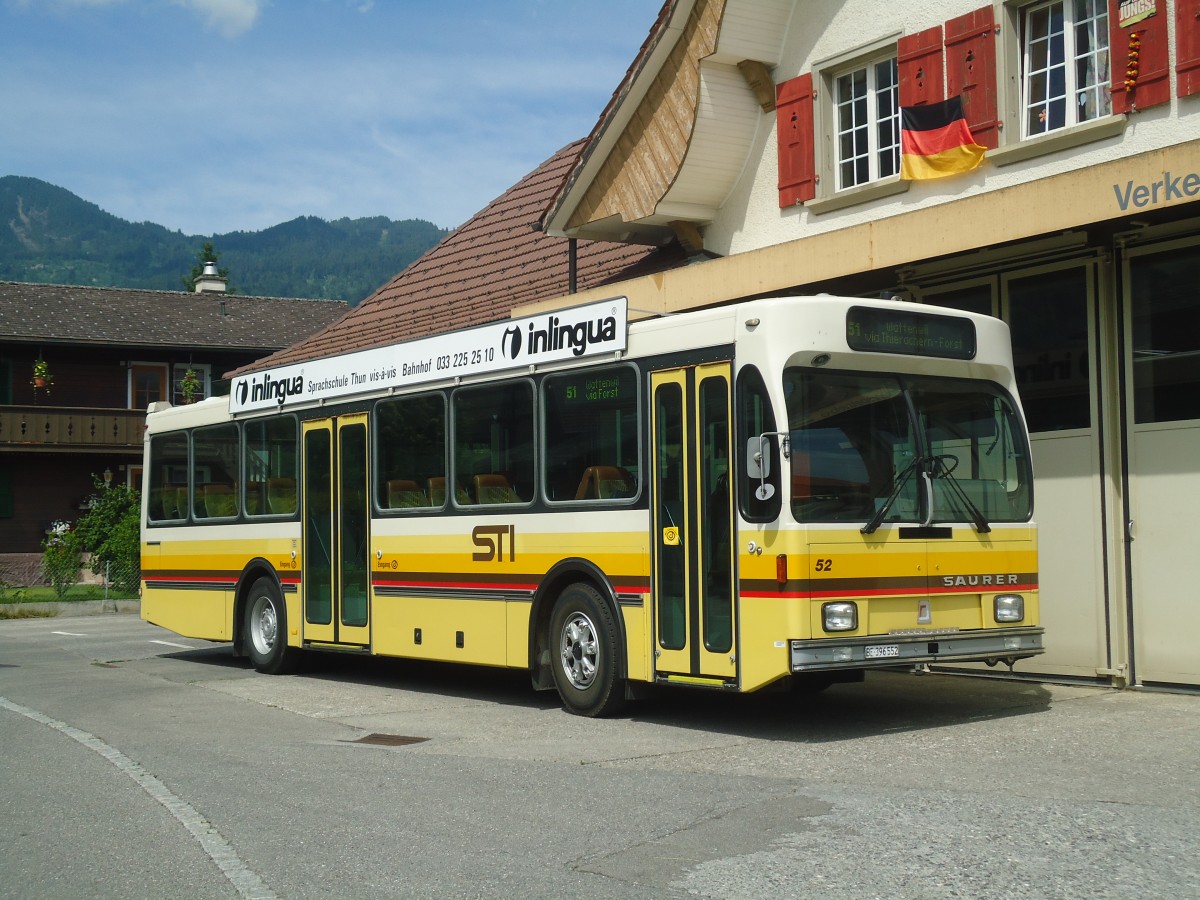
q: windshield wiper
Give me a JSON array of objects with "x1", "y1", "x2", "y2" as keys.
[
  {"x1": 929, "y1": 454, "x2": 991, "y2": 533},
  {"x1": 861, "y1": 455, "x2": 924, "y2": 535}
]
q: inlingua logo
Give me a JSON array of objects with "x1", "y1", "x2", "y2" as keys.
[
  {"x1": 240, "y1": 371, "x2": 304, "y2": 406},
  {"x1": 524, "y1": 312, "x2": 619, "y2": 358},
  {"x1": 501, "y1": 325, "x2": 523, "y2": 360}
]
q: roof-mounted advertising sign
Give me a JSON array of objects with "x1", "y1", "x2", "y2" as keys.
[{"x1": 230, "y1": 296, "x2": 628, "y2": 414}]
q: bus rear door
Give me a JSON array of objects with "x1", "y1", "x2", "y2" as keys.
[
  {"x1": 651, "y1": 363, "x2": 737, "y2": 684},
  {"x1": 301, "y1": 414, "x2": 371, "y2": 649}
]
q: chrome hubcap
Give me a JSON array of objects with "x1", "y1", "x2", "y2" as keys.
[
  {"x1": 559, "y1": 612, "x2": 598, "y2": 690},
  {"x1": 251, "y1": 597, "x2": 277, "y2": 655}
]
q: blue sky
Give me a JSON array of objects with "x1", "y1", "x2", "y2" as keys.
[{"x1": 0, "y1": 0, "x2": 659, "y2": 235}]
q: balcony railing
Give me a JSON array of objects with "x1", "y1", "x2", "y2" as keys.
[{"x1": 0, "y1": 405, "x2": 146, "y2": 450}]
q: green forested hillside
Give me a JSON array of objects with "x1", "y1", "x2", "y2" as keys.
[{"x1": 0, "y1": 176, "x2": 448, "y2": 305}]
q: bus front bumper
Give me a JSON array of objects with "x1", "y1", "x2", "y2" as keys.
[{"x1": 790, "y1": 627, "x2": 1044, "y2": 672}]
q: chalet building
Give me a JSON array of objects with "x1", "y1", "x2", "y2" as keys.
[
  {"x1": 0, "y1": 275, "x2": 347, "y2": 560},
  {"x1": 234, "y1": 0, "x2": 1200, "y2": 691}
]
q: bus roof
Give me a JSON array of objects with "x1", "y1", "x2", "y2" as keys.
[{"x1": 147, "y1": 295, "x2": 1014, "y2": 429}]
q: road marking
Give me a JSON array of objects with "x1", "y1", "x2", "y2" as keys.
[
  {"x1": 51, "y1": 631, "x2": 87, "y2": 637},
  {"x1": 0, "y1": 695, "x2": 277, "y2": 900},
  {"x1": 150, "y1": 639, "x2": 193, "y2": 649}
]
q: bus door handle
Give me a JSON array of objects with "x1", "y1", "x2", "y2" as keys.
[{"x1": 1127, "y1": 519, "x2": 1135, "y2": 542}]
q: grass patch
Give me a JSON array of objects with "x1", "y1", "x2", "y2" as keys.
[
  {"x1": 0, "y1": 607, "x2": 56, "y2": 619},
  {"x1": 0, "y1": 585, "x2": 140, "y2": 605}
]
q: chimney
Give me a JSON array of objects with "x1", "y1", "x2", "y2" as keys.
[{"x1": 195, "y1": 260, "x2": 228, "y2": 294}]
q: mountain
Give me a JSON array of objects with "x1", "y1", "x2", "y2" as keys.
[{"x1": 0, "y1": 176, "x2": 449, "y2": 305}]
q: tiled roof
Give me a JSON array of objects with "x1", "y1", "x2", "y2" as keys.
[
  {"x1": 232, "y1": 139, "x2": 685, "y2": 376},
  {"x1": 0, "y1": 281, "x2": 348, "y2": 352}
]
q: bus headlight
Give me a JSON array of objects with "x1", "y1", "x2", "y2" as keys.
[
  {"x1": 994, "y1": 594, "x2": 1025, "y2": 623},
  {"x1": 823, "y1": 601, "x2": 858, "y2": 632}
]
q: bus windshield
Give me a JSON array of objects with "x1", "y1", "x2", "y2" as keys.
[{"x1": 783, "y1": 369, "x2": 1032, "y2": 527}]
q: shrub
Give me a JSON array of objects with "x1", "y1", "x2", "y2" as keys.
[
  {"x1": 41, "y1": 520, "x2": 81, "y2": 597},
  {"x1": 73, "y1": 477, "x2": 141, "y2": 595}
]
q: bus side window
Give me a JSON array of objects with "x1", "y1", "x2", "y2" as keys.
[
  {"x1": 147, "y1": 433, "x2": 188, "y2": 523},
  {"x1": 542, "y1": 365, "x2": 639, "y2": 504},
  {"x1": 192, "y1": 422, "x2": 239, "y2": 520},
  {"x1": 737, "y1": 365, "x2": 781, "y2": 522},
  {"x1": 375, "y1": 393, "x2": 446, "y2": 512},
  {"x1": 453, "y1": 382, "x2": 534, "y2": 505},
  {"x1": 243, "y1": 416, "x2": 298, "y2": 518}
]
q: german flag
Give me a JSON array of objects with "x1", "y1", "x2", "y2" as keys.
[{"x1": 900, "y1": 96, "x2": 985, "y2": 180}]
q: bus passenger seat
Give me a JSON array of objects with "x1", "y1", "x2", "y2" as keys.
[
  {"x1": 575, "y1": 466, "x2": 635, "y2": 500},
  {"x1": 475, "y1": 473, "x2": 517, "y2": 504},
  {"x1": 244, "y1": 482, "x2": 262, "y2": 515},
  {"x1": 428, "y1": 477, "x2": 448, "y2": 506},
  {"x1": 204, "y1": 483, "x2": 237, "y2": 518},
  {"x1": 267, "y1": 477, "x2": 296, "y2": 514},
  {"x1": 159, "y1": 486, "x2": 179, "y2": 520},
  {"x1": 387, "y1": 479, "x2": 425, "y2": 508}
]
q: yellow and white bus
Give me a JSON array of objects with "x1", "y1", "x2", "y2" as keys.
[{"x1": 141, "y1": 295, "x2": 1042, "y2": 716}]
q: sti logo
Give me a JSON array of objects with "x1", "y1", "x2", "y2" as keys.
[{"x1": 472, "y1": 524, "x2": 515, "y2": 562}]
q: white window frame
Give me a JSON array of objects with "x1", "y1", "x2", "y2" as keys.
[
  {"x1": 831, "y1": 51, "x2": 901, "y2": 190},
  {"x1": 1020, "y1": 0, "x2": 1111, "y2": 139},
  {"x1": 805, "y1": 33, "x2": 908, "y2": 214},
  {"x1": 172, "y1": 363, "x2": 211, "y2": 405}
]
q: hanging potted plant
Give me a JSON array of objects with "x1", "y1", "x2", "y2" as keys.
[
  {"x1": 31, "y1": 358, "x2": 52, "y2": 392},
  {"x1": 180, "y1": 368, "x2": 202, "y2": 404}
]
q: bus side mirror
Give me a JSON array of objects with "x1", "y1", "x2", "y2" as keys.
[
  {"x1": 747, "y1": 434, "x2": 787, "y2": 501},
  {"x1": 746, "y1": 437, "x2": 770, "y2": 479}
]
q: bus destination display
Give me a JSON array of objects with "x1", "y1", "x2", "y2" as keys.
[{"x1": 846, "y1": 306, "x2": 976, "y2": 359}]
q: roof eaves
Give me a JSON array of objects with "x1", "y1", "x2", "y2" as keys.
[{"x1": 540, "y1": 0, "x2": 688, "y2": 237}]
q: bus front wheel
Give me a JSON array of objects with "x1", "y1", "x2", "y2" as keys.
[
  {"x1": 244, "y1": 577, "x2": 300, "y2": 675},
  {"x1": 549, "y1": 583, "x2": 625, "y2": 717}
]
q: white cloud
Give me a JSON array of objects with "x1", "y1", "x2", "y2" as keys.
[{"x1": 172, "y1": 0, "x2": 261, "y2": 38}]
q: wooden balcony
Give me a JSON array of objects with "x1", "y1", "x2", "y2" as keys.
[{"x1": 0, "y1": 405, "x2": 146, "y2": 452}]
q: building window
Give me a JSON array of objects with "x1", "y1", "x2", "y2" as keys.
[
  {"x1": 1129, "y1": 244, "x2": 1200, "y2": 425},
  {"x1": 172, "y1": 364, "x2": 210, "y2": 405},
  {"x1": 833, "y1": 53, "x2": 900, "y2": 189},
  {"x1": 0, "y1": 461, "x2": 13, "y2": 518},
  {"x1": 1021, "y1": 0, "x2": 1110, "y2": 138},
  {"x1": 131, "y1": 364, "x2": 167, "y2": 411}
]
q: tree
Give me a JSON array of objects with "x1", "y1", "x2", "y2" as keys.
[
  {"x1": 71, "y1": 476, "x2": 141, "y2": 594},
  {"x1": 182, "y1": 241, "x2": 233, "y2": 293}
]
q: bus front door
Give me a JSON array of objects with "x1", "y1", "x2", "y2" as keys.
[
  {"x1": 651, "y1": 364, "x2": 737, "y2": 683},
  {"x1": 301, "y1": 414, "x2": 371, "y2": 649}
]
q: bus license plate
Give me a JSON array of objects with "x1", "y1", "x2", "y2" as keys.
[{"x1": 865, "y1": 644, "x2": 900, "y2": 659}]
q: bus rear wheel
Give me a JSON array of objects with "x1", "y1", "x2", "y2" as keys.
[
  {"x1": 244, "y1": 577, "x2": 300, "y2": 675},
  {"x1": 549, "y1": 583, "x2": 625, "y2": 717}
]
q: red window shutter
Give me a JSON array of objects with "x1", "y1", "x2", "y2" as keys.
[
  {"x1": 899, "y1": 26, "x2": 946, "y2": 108},
  {"x1": 945, "y1": 6, "x2": 999, "y2": 149},
  {"x1": 1111, "y1": 5, "x2": 1170, "y2": 112},
  {"x1": 776, "y1": 73, "x2": 816, "y2": 207},
  {"x1": 1176, "y1": 0, "x2": 1200, "y2": 98}
]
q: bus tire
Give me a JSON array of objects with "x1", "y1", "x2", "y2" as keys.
[
  {"x1": 549, "y1": 583, "x2": 625, "y2": 718},
  {"x1": 244, "y1": 577, "x2": 300, "y2": 675}
]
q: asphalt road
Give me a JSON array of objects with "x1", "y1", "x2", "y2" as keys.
[{"x1": 1, "y1": 611, "x2": 1197, "y2": 899}]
